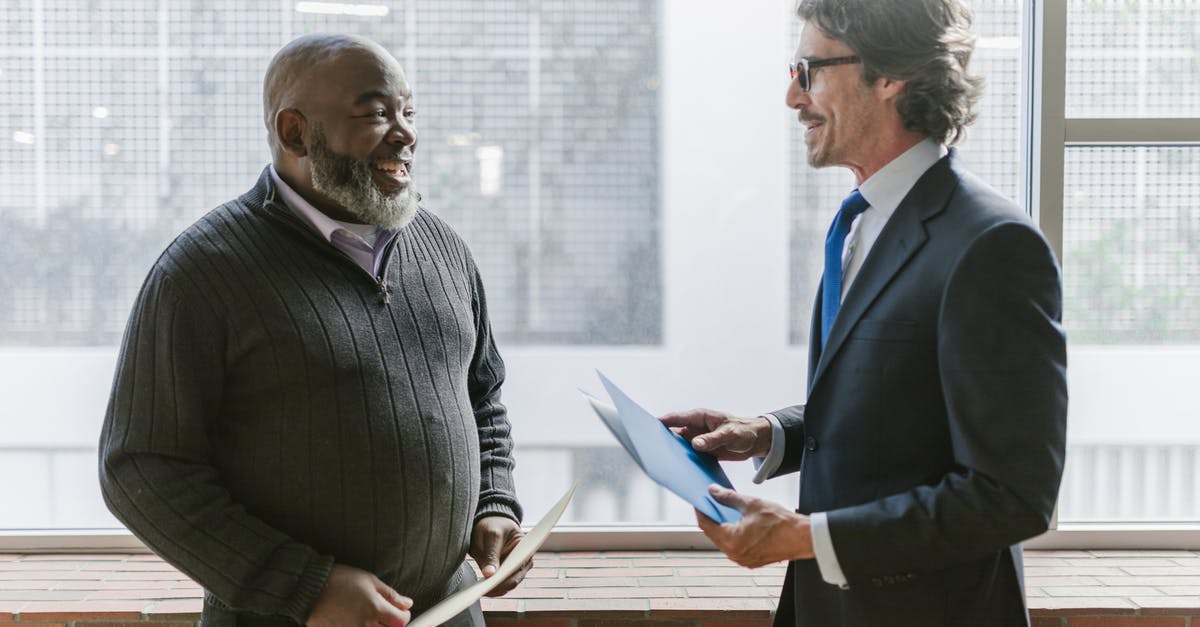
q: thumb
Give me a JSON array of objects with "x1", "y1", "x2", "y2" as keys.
[
  {"x1": 375, "y1": 580, "x2": 413, "y2": 610},
  {"x1": 479, "y1": 542, "x2": 501, "y2": 578},
  {"x1": 708, "y1": 484, "x2": 751, "y2": 512},
  {"x1": 693, "y1": 424, "x2": 746, "y2": 453}
]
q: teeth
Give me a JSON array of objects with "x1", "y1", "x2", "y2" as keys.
[{"x1": 374, "y1": 160, "x2": 402, "y2": 171}]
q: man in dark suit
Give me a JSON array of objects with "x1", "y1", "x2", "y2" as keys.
[{"x1": 661, "y1": 1, "x2": 1067, "y2": 624}]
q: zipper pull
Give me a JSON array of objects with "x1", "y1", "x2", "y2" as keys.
[{"x1": 377, "y1": 278, "x2": 390, "y2": 305}]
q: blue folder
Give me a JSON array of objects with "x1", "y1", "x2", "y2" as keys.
[{"x1": 582, "y1": 371, "x2": 741, "y2": 523}]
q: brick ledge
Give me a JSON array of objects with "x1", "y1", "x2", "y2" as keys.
[{"x1": 2, "y1": 550, "x2": 1199, "y2": 625}]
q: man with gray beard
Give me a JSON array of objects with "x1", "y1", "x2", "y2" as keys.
[{"x1": 100, "y1": 34, "x2": 526, "y2": 627}]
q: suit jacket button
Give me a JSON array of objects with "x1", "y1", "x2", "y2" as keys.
[{"x1": 805, "y1": 436, "x2": 818, "y2": 451}]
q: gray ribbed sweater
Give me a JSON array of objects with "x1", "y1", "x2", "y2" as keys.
[{"x1": 99, "y1": 167, "x2": 522, "y2": 622}]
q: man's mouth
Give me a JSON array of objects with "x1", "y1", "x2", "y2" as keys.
[
  {"x1": 372, "y1": 158, "x2": 412, "y2": 187},
  {"x1": 800, "y1": 116, "x2": 824, "y2": 139}
]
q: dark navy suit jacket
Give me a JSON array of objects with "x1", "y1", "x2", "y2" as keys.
[{"x1": 770, "y1": 150, "x2": 1067, "y2": 626}]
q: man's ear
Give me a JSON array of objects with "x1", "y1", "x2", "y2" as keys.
[
  {"x1": 275, "y1": 108, "x2": 308, "y2": 158},
  {"x1": 874, "y1": 76, "x2": 907, "y2": 103}
]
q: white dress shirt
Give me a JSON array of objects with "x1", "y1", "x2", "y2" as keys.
[{"x1": 753, "y1": 138, "x2": 947, "y2": 588}]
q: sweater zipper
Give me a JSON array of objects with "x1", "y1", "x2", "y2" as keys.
[
  {"x1": 375, "y1": 241, "x2": 396, "y2": 306},
  {"x1": 265, "y1": 199, "x2": 396, "y2": 306},
  {"x1": 376, "y1": 274, "x2": 390, "y2": 305}
]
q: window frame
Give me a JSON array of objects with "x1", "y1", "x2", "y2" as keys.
[{"x1": 5, "y1": 0, "x2": 1200, "y2": 553}]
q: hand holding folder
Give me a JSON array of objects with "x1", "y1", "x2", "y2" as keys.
[{"x1": 582, "y1": 371, "x2": 742, "y2": 523}]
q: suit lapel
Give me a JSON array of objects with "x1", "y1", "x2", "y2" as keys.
[{"x1": 808, "y1": 152, "x2": 959, "y2": 392}]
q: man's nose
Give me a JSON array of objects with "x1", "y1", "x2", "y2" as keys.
[
  {"x1": 785, "y1": 78, "x2": 809, "y2": 110},
  {"x1": 388, "y1": 117, "x2": 417, "y2": 146}
]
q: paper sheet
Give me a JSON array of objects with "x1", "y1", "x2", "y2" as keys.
[{"x1": 408, "y1": 482, "x2": 577, "y2": 627}]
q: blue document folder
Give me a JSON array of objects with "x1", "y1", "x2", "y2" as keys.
[{"x1": 582, "y1": 371, "x2": 742, "y2": 523}]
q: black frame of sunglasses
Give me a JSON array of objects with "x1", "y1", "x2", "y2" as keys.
[{"x1": 789, "y1": 56, "x2": 861, "y2": 91}]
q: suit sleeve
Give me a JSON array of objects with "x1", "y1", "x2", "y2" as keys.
[
  {"x1": 466, "y1": 260, "x2": 524, "y2": 525},
  {"x1": 766, "y1": 404, "x2": 806, "y2": 478},
  {"x1": 98, "y1": 268, "x2": 333, "y2": 622},
  {"x1": 826, "y1": 220, "x2": 1067, "y2": 581}
]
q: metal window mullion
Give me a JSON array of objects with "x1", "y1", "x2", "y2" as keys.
[
  {"x1": 1030, "y1": 0, "x2": 1067, "y2": 265},
  {"x1": 1065, "y1": 118, "x2": 1200, "y2": 145}
]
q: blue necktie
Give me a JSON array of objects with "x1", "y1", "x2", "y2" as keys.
[{"x1": 821, "y1": 189, "x2": 870, "y2": 349}]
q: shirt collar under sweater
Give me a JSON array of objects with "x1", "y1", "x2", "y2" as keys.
[{"x1": 268, "y1": 165, "x2": 399, "y2": 277}]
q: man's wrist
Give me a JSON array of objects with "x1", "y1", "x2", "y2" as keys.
[
  {"x1": 790, "y1": 513, "x2": 815, "y2": 561},
  {"x1": 752, "y1": 416, "x2": 775, "y2": 457}
]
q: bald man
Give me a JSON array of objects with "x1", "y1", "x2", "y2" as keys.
[{"x1": 100, "y1": 34, "x2": 526, "y2": 627}]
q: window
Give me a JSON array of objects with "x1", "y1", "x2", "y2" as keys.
[
  {"x1": 1048, "y1": 0, "x2": 1200, "y2": 525},
  {"x1": 1, "y1": 0, "x2": 1198, "y2": 547}
]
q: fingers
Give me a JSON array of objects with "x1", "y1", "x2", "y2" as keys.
[
  {"x1": 485, "y1": 556, "x2": 532, "y2": 597},
  {"x1": 375, "y1": 603, "x2": 411, "y2": 627},
  {"x1": 374, "y1": 579, "x2": 413, "y2": 610},
  {"x1": 695, "y1": 508, "x2": 721, "y2": 535},
  {"x1": 692, "y1": 423, "x2": 750, "y2": 453},
  {"x1": 708, "y1": 484, "x2": 752, "y2": 512},
  {"x1": 659, "y1": 408, "x2": 712, "y2": 429},
  {"x1": 473, "y1": 516, "x2": 522, "y2": 579},
  {"x1": 477, "y1": 536, "x2": 501, "y2": 578}
]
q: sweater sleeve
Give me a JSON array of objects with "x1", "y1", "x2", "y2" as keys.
[
  {"x1": 98, "y1": 264, "x2": 334, "y2": 622},
  {"x1": 465, "y1": 260, "x2": 523, "y2": 525}
]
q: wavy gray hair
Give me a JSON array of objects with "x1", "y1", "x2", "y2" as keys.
[{"x1": 797, "y1": 0, "x2": 984, "y2": 145}]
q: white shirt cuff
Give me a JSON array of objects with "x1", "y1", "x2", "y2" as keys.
[
  {"x1": 811, "y1": 511, "x2": 849, "y2": 589},
  {"x1": 751, "y1": 414, "x2": 786, "y2": 484}
]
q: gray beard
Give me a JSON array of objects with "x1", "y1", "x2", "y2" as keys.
[{"x1": 309, "y1": 126, "x2": 417, "y2": 230}]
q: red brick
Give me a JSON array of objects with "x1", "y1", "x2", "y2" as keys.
[
  {"x1": 632, "y1": 558, "x2": 732, "y2": 568},
  {"x1": 565, "y1": 568, "x2": 674, "y2": 578},
  {"x1": 685, "y1": 586, "x2": 776, "y2": 598},
  {"x1": 143, "y1": 598, "x2": 203, "y2": 617},
  {"x1": 22, "y1": 554, "x2": 123, "y2": 562},
  {"x1": 524, "y1": 568, "x2": 562, "y2": 579},
  {"x1": 102, "y1": 571, "x2": 191, "y2": 581},
  {"x1": 1031, "y1": 618, "x2": 1064, "y2": 627},
  {"x1": 485, "y1": 620, "x2": 570, "y2": 627},
  {"x1": 547, "y1": 559, "x2": 634, "y2": 568},
  {"x1": 0, "y1": 623, "x2": 66, "y2": 627},
  {"x1": 51, "y1": 580, "x2": 167, "y2": 591},
  {"x1": 579, "y1": 621, "x2": 688, "y2": 627},
  {"x1": 525, "y1": 577, "x2": 637, "y2": 588},
  {"x1": 85, "y1": 588, "x2": 203, "y2": 601},
  {"x1": 479, "y1": 598, "x2": 520, "y2": 615},
  {"x1": 81, "y1": 561, "x2": 181, "y2": 572},
  {"x1": 670, "y1": 567, "x2": 753, "y2": 577},
  {"x1": 1068, "y1": 617, "x2": 1186, "y2": 627},
  {"x1": 523, "y1": 598, "x2": 650, "y2": 616},
  {"x1": 0, "y1": 571, "x2": 97, "y2": 580},
  {"x1": 568, "y1": 587, "x2": 684, "y2": 599},
  {"x1": 501, "y1": 587, "x2": 569, "y2": 599},
  {"x1": 578, "y1": 614, "x2": 691, "y2": 619},
  {"x1": 648, "y1": 598, "x2": 774, "y2": 618},
  {"x1": 15, "y1": 601, "x2": 145, "y2": 619},
  {"x1": 1029, "y1": 598, "x2": 1138, "y2": 616},
  {"x1": 75, "y1": 623, "x2": 193, "y2": 627}
]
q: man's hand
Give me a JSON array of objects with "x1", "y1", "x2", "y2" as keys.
[
  {"x1": 697, "y1": 485, "x2": 814, "y2": 569},
  {"x1": 659, "y1": 409, "x2": 772, "y2": 461},
  {"x1": 306, "y1": 563, "x2": 412, "y2": 627},
  {"x1": 469, "y1": 515, "x2": 532, "y2": 597}
]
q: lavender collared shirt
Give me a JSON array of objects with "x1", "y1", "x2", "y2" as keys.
[{"x1": 269, "y1": 166, "x2": 399, "y2": 278}]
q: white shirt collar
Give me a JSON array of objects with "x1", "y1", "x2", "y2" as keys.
[
  {"x1": 857, "y1": 138, "x2": 947, "y2": 217},
  {"x1": 268, "y1": 165, "x2": 378, "y2": 246}
]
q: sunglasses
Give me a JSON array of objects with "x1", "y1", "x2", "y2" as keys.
[{"x1": 788, "y1": 56, "x2": 861, "y2": 91}]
